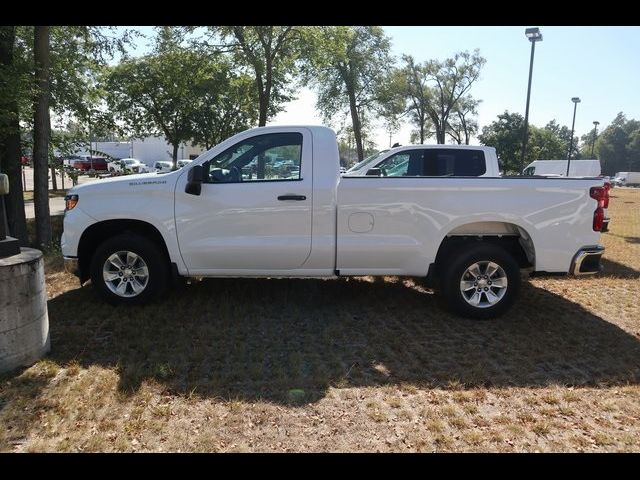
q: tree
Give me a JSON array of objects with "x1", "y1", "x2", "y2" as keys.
[
  {"x1": 478, "y1": 111, "x2": 525, "y2": 174},
  {"x1": 33, "y1": 26, "x2": 52, "y2": 248},
  {"x1": 596, "y1": 112, "x2": 640, "y2": 174},
  {"x1": 402, "y1": 50, "x2": 485, "y2": 145},
  {"x1": 400, "y1": 56, "x2": 431, "y2": 144},
  {"x1": 544, "y1": 120, "x2": 580, "y2": 160},
  {"x1": 306, "y1": 26, "x2": 392, "y2": 161},
  {"x1": 189, "y1": 64, "x2": 258, "y2": 150},
  {"x1": 447, "y1": 95, "x2": 480, "y2": 145},
  {"x1": 0, "y1": 26, "x2": 28, "y2": 243},
  {"x1": 212, "y1": 26, "x2": 308, "y2": 127},
  {"x1": 527, "y1": 126, "x2": 566, "y2": 162},
  {"x1": 376, "y1": 69, "x2": 407, "y2": 147},
  {"x1": 105, "y1": 29, "x2": 212, "y2": 169}
]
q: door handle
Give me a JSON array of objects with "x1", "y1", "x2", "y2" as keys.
[{"x1": 277, "y1": 195, "x2": 306, "y2": 201}]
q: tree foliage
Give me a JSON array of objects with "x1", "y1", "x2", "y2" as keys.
[
  {"x1": 305, "y1": 26, "x2": 392, "y2": 161},
  {"x1": 596, "y1": 112, "x2": 640, "y2": 175},
  {"x1": 401, "y1": 50, "x2": 485, "y2": 145},
  {"x1": 544, "y1": 120, "x2": 580, "y2": 160},
  {"x1": 447, "y1": 95, "x2": 480, "y2": 145},
  {"x1": 479, "y1": 111, "x2": 587, "y2": 174},
  {"x1": 211, "y1": 26, "x2": 308, "y2": 127},
  {"x1": 189, "y1": 63, "x2": 258, "y2": 150},
  {"x1": 106, "y1": 28, "x2": 259, "y2": 166}
]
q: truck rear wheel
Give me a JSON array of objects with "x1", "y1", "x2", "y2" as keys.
[
  {"x1": 90, "y1": 233, "x2": 169, "y2": 305},
  {"x1": 441, "y1": 243, "x2": 520, "y2": 319}
]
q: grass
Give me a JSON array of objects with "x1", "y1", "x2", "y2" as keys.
[{"x1": 1, "y1": 188, "x2": 640, "y2": 452}]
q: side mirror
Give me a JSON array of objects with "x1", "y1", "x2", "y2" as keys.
[
  {"x1": 185, "y1": 164, "x2": 204, "y2": 196},
  {"x1": 366, "y1": 168, "x2": 382, "y2": 177}
]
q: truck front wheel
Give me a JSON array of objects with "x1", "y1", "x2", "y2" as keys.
[
  {"x1": 441, "y1": 243, "x2": 520, "y2": 319},
  {"x1": 90, "y1": 233, "x2": 169, "y2": 305}
]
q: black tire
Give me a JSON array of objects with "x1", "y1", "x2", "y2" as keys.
[
  {"x1": 90, "y1": 233, "x2": 169, "y2": 305},
  {"x1": 440, "y1": 243, "x2": 520, "y2": 319}
]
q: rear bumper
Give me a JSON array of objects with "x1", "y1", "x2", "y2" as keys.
[
  {"x1": 64, "y1": 256, "x2": 79, "y2": 277},
  {"x1": 570, "y1": 245, "x2": 605, "y2": 275}
]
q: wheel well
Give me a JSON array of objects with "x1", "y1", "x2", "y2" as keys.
[
  {"x1": 77, "y1": 219, "x2": 171, "y2": 283},
  {"x1": 431, "y1": 233, "x2": 534, "y2": 282}
]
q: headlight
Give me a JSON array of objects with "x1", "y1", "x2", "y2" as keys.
[{"x1": 65, "y1": 194, "x2": 78, "y2": 211}]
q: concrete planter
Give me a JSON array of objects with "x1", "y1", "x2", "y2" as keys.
[{"x1": 0, "y1": 248, "x2": 50, "y2": 375}]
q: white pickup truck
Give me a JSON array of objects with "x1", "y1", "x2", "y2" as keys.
[{"x1": 61, "y1": 126, "x2": 607, "y2": 319}]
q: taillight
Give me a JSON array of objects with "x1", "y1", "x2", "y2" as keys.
[
  {"x1": 593, "y1": 208, "x2": 604, "y2": 232},
  {"x1": 590, "y1": 186, "x2": 605, "y2": 231}
]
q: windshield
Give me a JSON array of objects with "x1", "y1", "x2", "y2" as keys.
[
  {"x1": 346, "y1": 150, "x2": 388, "y2": 173},
  {"x1": 124, "y1": 159, "x2": 137, "y2": 165}
]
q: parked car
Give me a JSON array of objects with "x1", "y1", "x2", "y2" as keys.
[
  {"x1": 345, "y1": 144, "x2": 500, "y2": 177},
  {"x1": 109, "y1": 158, "x2": 150, "y2": 174},
  {"x1": 346, "y1": 150, "x2": 390, "y2": 174},
  {"x1": 62, "y1": 125, "x2": 606, "y2": 319},
  {"x1": 177, "y1": 159, "x2": 193, "y2": 169},
  {"x1": 153, "y1": 161, "x2": 173, "y2": 173},
  {"x1": 68, "y1": 155, "x2": 108, "y2": 172}
]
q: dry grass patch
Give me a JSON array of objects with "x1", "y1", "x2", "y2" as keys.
[{"x1": 1, "y1": 189, "x2": 640, "y2": 452}]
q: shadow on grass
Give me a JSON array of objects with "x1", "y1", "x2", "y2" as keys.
[
  {"x1": 606, "y1": 232, "x2": 640, "y2": 245},
  {"x1": 44, "y1": 277, "x2": 640, "y2": 404},
  {"x1": 601, "y1": 257, "x2": 640, "y2": 278}
]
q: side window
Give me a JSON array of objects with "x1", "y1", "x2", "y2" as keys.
[
  {"x1": 424, "y1": 149, "x2": 487, "y2": 176},
  {"x1": 206, "y1": 133, "x2": 302, "y2": 183}
]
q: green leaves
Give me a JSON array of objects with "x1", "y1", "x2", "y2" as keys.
[{"x1": 104, "y1": 28, "x2": 259, "y2": 165}]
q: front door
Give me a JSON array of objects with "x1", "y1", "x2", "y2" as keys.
[{"x1": 175, "y1": 129, "x2": 313, "y2": 274}]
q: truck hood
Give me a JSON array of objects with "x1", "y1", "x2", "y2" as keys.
[{"x1": 68, "y1": 171, "x2": 179, "y2": 196}]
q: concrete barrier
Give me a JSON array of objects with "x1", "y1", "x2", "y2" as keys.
[{"x1": 0, "y1": 248, "x2": 50, "y2": 374}]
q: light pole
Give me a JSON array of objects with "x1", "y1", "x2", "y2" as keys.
[
  {"x1": 566, "y1": 97, "x2": 581, "y2": 176},
  {"x1": 520, "y1": 27, "x2": 543, "y2": 174},
  {"x1": 591, "y1": 120, "x2": 600, "y2": 157}
]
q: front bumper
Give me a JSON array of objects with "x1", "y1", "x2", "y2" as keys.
[
  {"x1": 570, "y1": 245, "x2": 605, "y2": 275},
  {"x1": 63, "y1": 256, "x2": 80, "y2": 277}
]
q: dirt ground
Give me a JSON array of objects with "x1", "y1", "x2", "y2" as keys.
[{"x1": 1, "y1": 188, "x2": 639, "y2": 452}]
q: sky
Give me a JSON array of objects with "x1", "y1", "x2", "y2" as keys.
[{"x1": 119, "y1": 26, "x2": 640, "y2": 150}]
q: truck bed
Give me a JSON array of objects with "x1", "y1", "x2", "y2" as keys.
[{"x1": 336, "y1": 176, "x2": 603, "y2": 275}]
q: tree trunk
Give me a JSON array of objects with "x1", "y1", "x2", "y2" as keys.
[
  {"x1": 347, "y1": 89, "x2": 364, "y2": 161},
  {"x1": 50, "y1": 165, "x2": 57, "y2": 190},
  {"x1": 436, "y1": 126, "x2": 445, "y2": 144},
  {"x1": 420, "y1": 122, "x2": 425, "y2": 144},
  {"x1": 258, "y1": 91, "x2": 268, "y2": 127},
  {"x1": 33, "y1": 26, "x2": 51, "y2": 248},
  {"x1": 0, "y1": 26, "x2": 28, "y2": 244},
  {"x1": 171, "y1": 143, "x2": 179, "y2": 170}
]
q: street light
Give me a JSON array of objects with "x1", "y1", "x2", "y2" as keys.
[
  {"x1": 566, "y1": 97, "x2": 581, "y2": 176},
  {"x1": 591, "y1": 120, "x2": 600, "y2": 157},
  {"x1": 520, "y1": 27, "x2": 543, "y2": 173}
]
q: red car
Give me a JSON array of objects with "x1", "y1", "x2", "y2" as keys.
[{"x1": 65, "y1": 155, "x2": 108, "y2": 171}]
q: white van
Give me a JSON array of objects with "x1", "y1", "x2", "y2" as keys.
[
  {"x1": 615, "y1": 172, "x2": 640, "y2": 187},
  {"x1": 523, "y1": 159, "x2": 601, "y2": 177}
]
